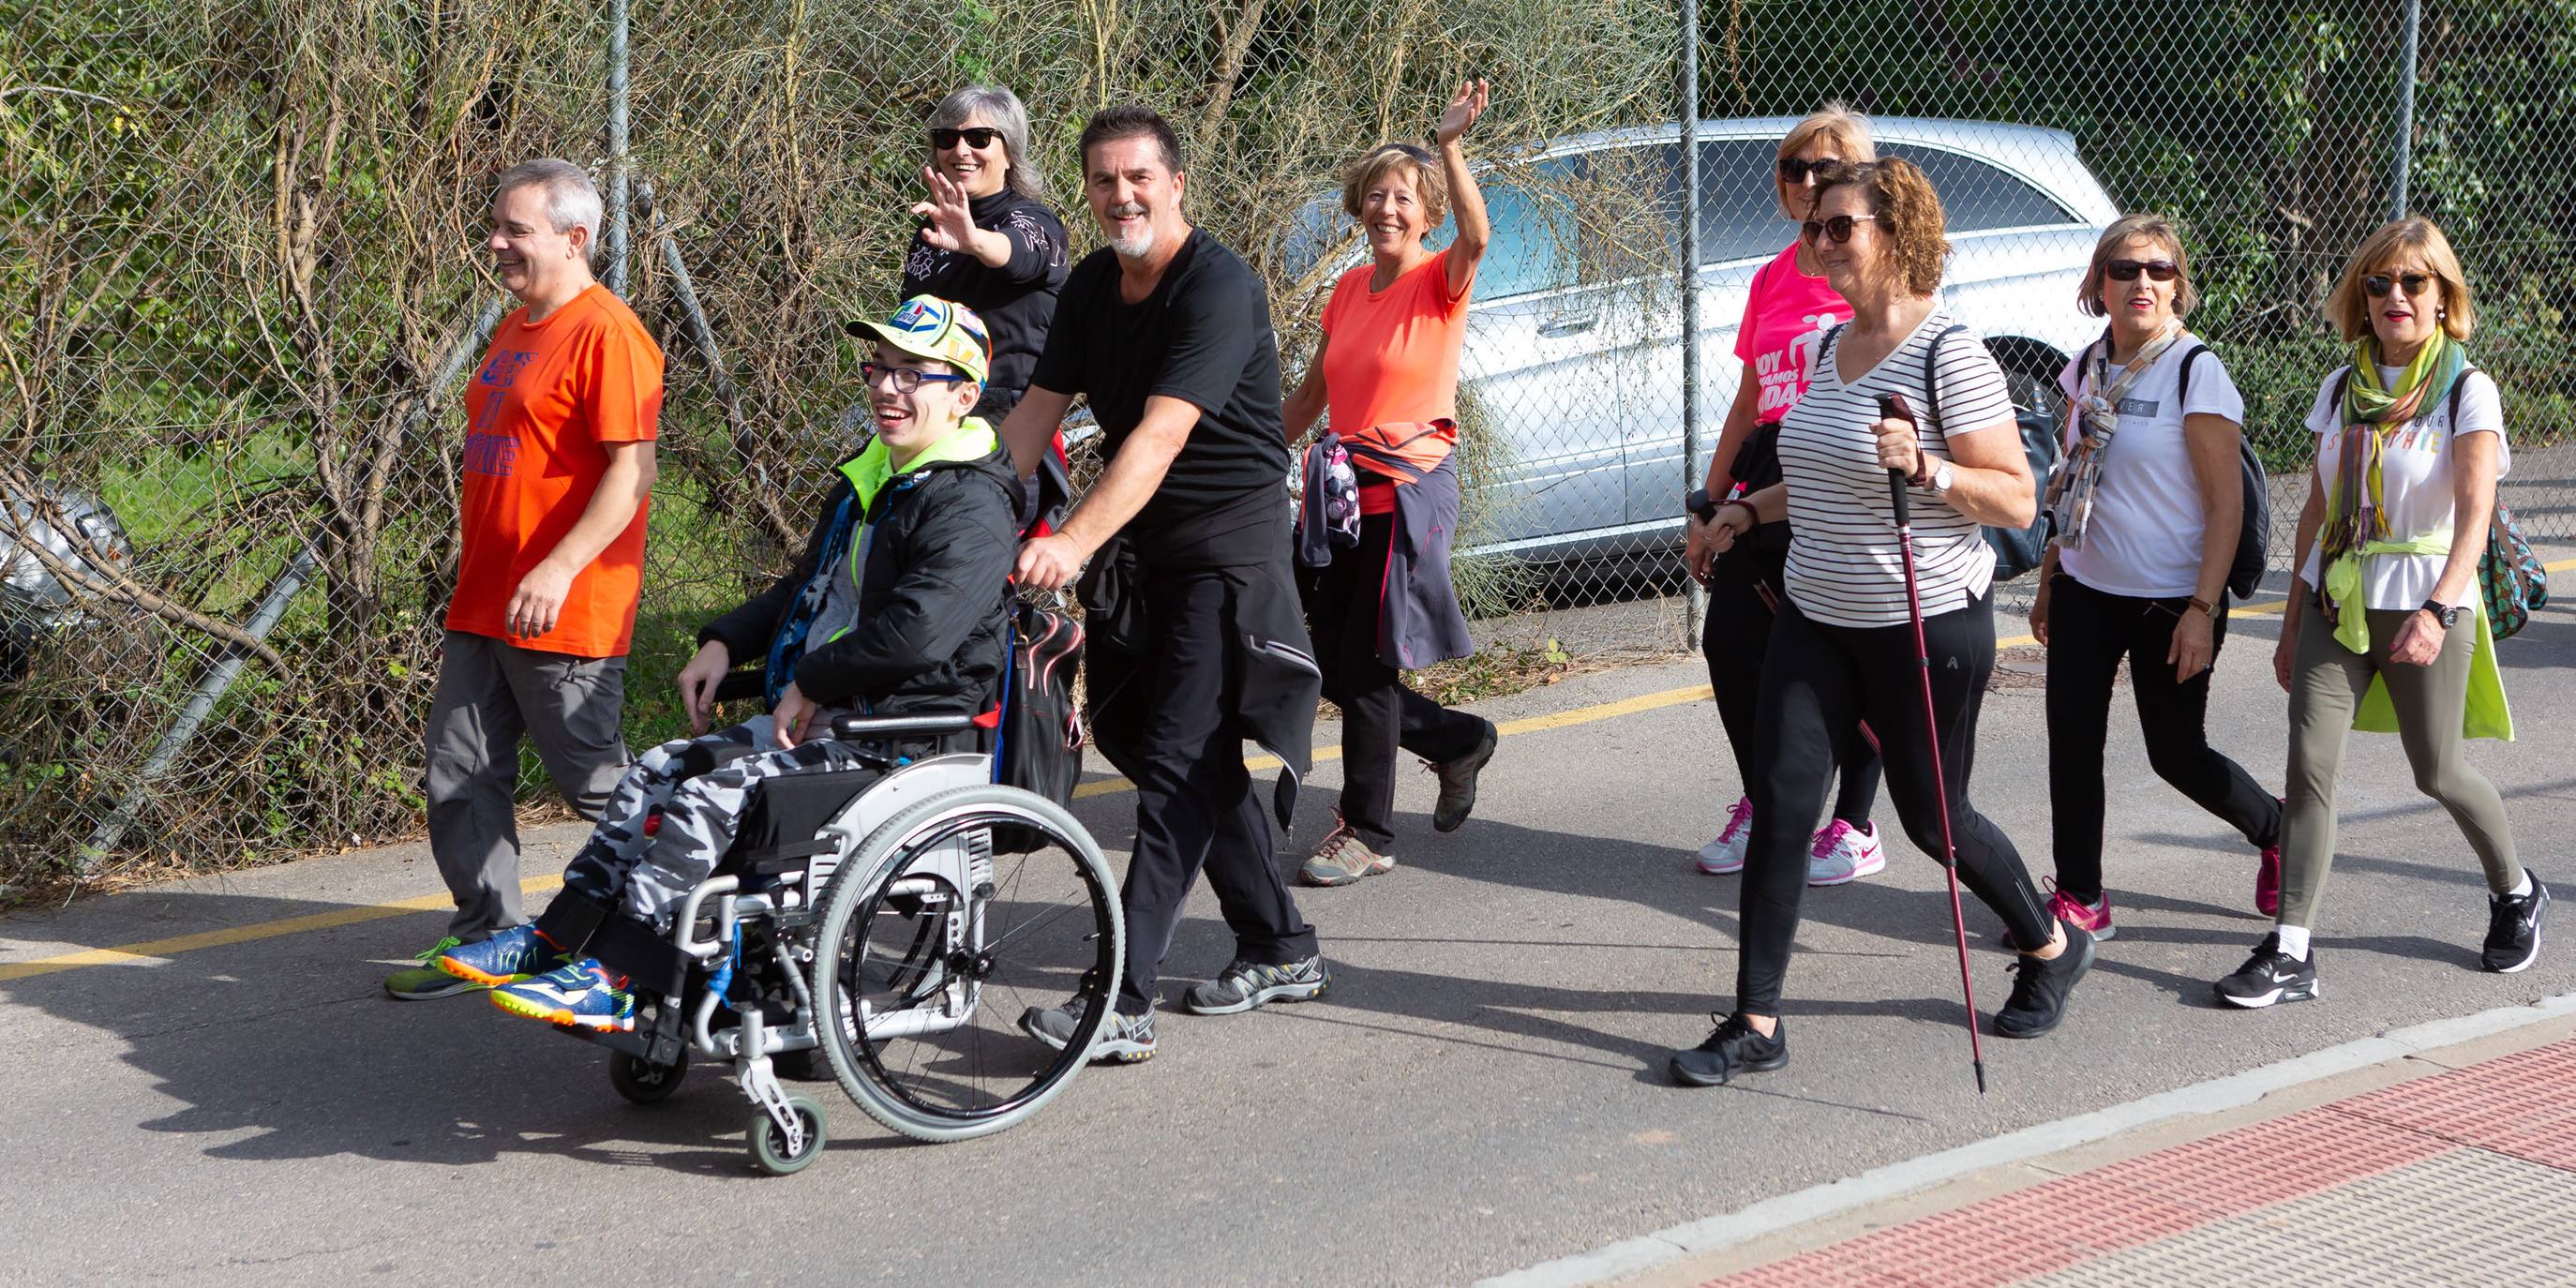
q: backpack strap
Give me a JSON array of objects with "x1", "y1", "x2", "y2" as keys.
[
  {"x1": 1918, "y1": 322, "x2": 1971, "y2": 433},
  {"x1": 2175, "y1": 343, "x2": 2210, "y2": 406},
  {"x1": 2448, "y1": 364, "x2": 2477, "y2": 427}
]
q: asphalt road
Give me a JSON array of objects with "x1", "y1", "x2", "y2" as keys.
[{"x1": 5, "y1": 588, "x2": 2572, "y2": 1286}]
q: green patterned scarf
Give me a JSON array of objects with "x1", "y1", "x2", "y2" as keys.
[{"x1": 2317, "y1": 332, "x2": 2467, "y2": 562}]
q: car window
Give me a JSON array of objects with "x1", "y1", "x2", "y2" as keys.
[
  {"x1": 1697, "y1": 139, "x2": 1790, "y2": 264},
  {"x1": 1475, "y1": 157, "x2": 1583, "y2": 299},
  {"x1": 1879, "y1": 144, "x2": 2075, "y2": 232}
]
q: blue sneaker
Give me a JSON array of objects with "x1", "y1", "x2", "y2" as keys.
[
  {"x1": 490, "y1": 960, "x2": 637, "y2": 1032},
  {"x1": 434, "y1": 924, "x2": 569, "y2": 986}
]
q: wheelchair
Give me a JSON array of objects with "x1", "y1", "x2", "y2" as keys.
[{"x1": 543, "y1": 707, "x2": 1124, "y2": 1176}]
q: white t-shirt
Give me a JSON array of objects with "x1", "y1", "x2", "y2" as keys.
[
  {"x1": 2051, "y1": 333, "x2": 2245, "y2": 598},
  {"x1": 2296, "y1": 365, "x2": 2508, "y2": 610},
  {"x1": 1780, "y1": 310, "x2": 2017, "y2": 628}
]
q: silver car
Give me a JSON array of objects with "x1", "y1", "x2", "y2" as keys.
[{"x1": 1282, "y1": 116, "x2": 2119, "y2": 564}]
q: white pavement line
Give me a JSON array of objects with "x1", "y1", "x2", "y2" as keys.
[{"x1": 1475, "y1": 991, "x2": 2576, "y2": 1288}]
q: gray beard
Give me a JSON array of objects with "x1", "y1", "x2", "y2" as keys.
[{"x1": 1109, "y1": 226, "x2": 1157, "y2": 260}]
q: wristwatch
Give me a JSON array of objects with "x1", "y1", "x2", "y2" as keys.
[
  {"x1": 2419, "y1": 599, "x2": 2462, "y2": 629},
  {"x1": 1685, "y1": 487, "x2": 1721, "y2": 522},
  {"x1": 1920, "y1": 459, "x2": 1954, "y2": 495}
]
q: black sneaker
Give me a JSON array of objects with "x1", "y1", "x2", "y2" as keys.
[
  {"x1": 2213, "y1": 933, "x2": 2320, "y2": 1008},
  {"x1": 1181, "y1": 955, "x2": 1330, "y2": 1015},
  {"x1": 2482, "y1": 871, "x2": 2550, "y2": 974},
  {"x1": 1993, "y1": 920, "x2": 2096, "y2": 1039},
  {"x1": 1430, "y1": 721, "x2": 1500, "y2": 833},
  {"x1": 1668, "y1": 1012, "x2": 1789, "y2": 1087}
]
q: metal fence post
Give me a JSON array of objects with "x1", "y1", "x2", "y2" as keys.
[
  {"x1": 605, "y1": 0, "x2": 633, "y2": 293},
  {"x1": 1680, "y1": 0, "x2": 1705, "y2": 641},
  {"x1": 2389, "y1": 0, "x2": 2420, "y2": 220}
]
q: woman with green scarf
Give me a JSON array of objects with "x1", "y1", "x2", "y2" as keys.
[{"x1": 2212, "y1": 217, "x2": 2546, "y2": 1011}]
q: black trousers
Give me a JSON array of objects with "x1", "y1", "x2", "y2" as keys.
[
  {"x1": 1701, "y1": 545, "x2": 1882, "y2": 825},
  {"x1": 2043, "y1": 574, "x2": 2281, "y2": 904},
  {"x1": 1109, "y1": 564, "x2": 1319, "y2": 1015},
  {"x1": 1736, "y1": 592, "x2": 2053, "y2": 1017},
  {"x1": 1299, "y1": 510, "x2": 1489, "y2": 850}
]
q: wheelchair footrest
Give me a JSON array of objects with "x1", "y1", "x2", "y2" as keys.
[{"x1": 537, "y1": 891, "x2": 693, "y2": 997}]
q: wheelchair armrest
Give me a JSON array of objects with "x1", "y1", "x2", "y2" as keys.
[
  {"x1": 828, "y1": 712, "x2": 977, "y2": 741},
  {"x1": 711, "y1": 668, "x2": 769, "y2": 703}
]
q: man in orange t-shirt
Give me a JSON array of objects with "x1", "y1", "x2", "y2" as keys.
[{"x1": 389, "y1": 158, "x2": 664, "y2": 1001}]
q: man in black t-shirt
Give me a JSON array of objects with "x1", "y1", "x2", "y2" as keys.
[{"x1": 1002, "y1": 107, "x2": 1329, "y2": 1065}]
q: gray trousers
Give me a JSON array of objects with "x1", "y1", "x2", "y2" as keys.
[
  {"x1": 424, "y1": 630, "x2": 630, "y2": 940},
  {"x1": 2279, "y1": 604, "x2": 2519, "y2": 930}
]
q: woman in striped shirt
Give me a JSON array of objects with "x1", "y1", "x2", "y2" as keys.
[{"x1": 1668, "y1": 158, "x2": 2095, "y2": 1087}]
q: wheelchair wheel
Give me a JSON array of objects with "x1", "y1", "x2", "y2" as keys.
[
  {"x1": 748, "y1": 1095, "x2": 826, "y2": 1176},
  {"x1": 811, "y1": 784, "x2": 1123, "y2": 1144},
  {"x1": 608, "y1": 1050, "x2": 688, "y2": 1104}
]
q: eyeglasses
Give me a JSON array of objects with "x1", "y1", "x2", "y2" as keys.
[
  {"x1": 1776, "y1": 156, "x2": 1843, "y2": 184},
  {"x1": 1799, "y1": 213, "x2": 1878, "y2": 245},
  {"x1": 2105, "y1": 259, "x2": 2180, "y2": 282},
  {"x1": 862, "y1": 362, "x2": 970, "y2": 393},
  {"x1": 931, "y1": 127, "x2": 1003, "y2": 150},
  {"x1": 2364, "y1": 272, "x2": 2437, "y2": 298}
]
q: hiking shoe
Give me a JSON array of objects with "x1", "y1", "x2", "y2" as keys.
[
  {"x1": 1805, "y1": 819, "x2": 1885, "y2": 886},
  {"x1": 1696, "y1": 797, "x2": 1754, "y2": 876},
  {"x1": 1019, "y1": 996, "x2": 1157, "y2": 1064},
  {"x1": 1181, "y1": 955, "x2": 1330, "y2": 1015},
  {"x1": 2256, "y1": 797, "x2": 2285, "y2": 917},
  {"x1": 1300, "y1": 816, "x2": 1395, "y2": 887},
  {"x1": 490, "y1": 960, "x2": 637, "y2": 1032},
  {"x1": 1668, "y1": 1012, "x2": 1789, "y2": 1087},
  {"x1": 1430, "y1": 720, "x2": 1500, "y2": 832},
  {"x1": 2044, "y1": 881, "x2": 2117, "y2": 942},
  {"x1": 2214, "y1": 933, "x2": 2320, "y2": 1008},
  {"x1": 434, "y1": 923, "x2": 570, "y2": 986},
  {"x1": 384, "y1": 936, "x2": 486, "y2": 1000},
  {"x1": 2482, "y1": 870, "x2": 2550, "y2": 974},
  {"x1": 1994, "y1": 921, "x2": 2096, "y2": 1039}
]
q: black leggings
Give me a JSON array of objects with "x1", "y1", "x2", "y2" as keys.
[
  {"x1": 2044, "y1": 574, "x2": 2281, "y2": 904},
  {"x1": 1702, "y1": 546, "x2": 1882, "y2": 824},
  {"x1": 1735, "y1": 592, "x2": 2052, "y2": 1017}
]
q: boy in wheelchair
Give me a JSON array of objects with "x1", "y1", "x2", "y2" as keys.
[{"x1": 433, "y1": 296, "x2": 1021, "y2": 1031}]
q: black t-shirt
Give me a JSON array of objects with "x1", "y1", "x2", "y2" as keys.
[
  {"x1": 1032, "y1": 228, "x2": 1289, "y2": 562},
  {"x1": 901, "y1": 187, "x2": 1070, "y2": 420}
]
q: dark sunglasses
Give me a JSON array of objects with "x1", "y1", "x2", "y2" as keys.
[
  {"x1": 931, "y1": 127, "x2": 1002, "y2": 150},
  {"x1": 1799, "y1": 213, "x2": 1878, "y2": 245},
  {"x1": 2365, "y1": 272, "x2": 2436, "y2": 298},
  {"x1": 2105, "y1": 259, "x2": 2180, "y2": 283},
  {"x1": 1776, "y1": 156, "x2": 1842, "y2": 183}
]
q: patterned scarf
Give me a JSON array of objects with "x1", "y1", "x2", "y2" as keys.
[
  {"x1": 2044, "y1": 322, "x2": 2183, "y2": 550},
  {"x1": 2317, "y1": 332, "x2": 2468, "y2": 561}
]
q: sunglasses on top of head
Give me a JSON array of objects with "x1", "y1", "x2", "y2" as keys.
[
  {"x1": 2364, "y1": 272, "x2": 2437, "y2": 298},
  {"x1": 1800, "y1": 213, "x2": 1877, "y2": 245},
  {"x1": 931, "y1": 127, "x2": 1002, "y2": 150},
  {"x1": 2105, "y1": 259, "x2": 2179, "y2": 283},
  {"x1": 1776, "y1": 156, "x2": 1842, "y2": 183}
]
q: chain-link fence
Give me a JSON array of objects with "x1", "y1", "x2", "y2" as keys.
[{"x1": 5, "y1": 1, "x2": 2572, "y2": 891}]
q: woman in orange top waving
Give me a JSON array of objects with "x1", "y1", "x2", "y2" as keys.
[{"x1": 1281, "y1": 79, "x2": 1497, "y2": 889}]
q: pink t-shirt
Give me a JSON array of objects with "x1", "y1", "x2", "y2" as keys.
[{"x1": 1733, "y1": 241, "x2": 1849, "y2": 424}]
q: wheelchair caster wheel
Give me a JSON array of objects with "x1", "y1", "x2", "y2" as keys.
[
  {"x1": 750, "y1": 1096, "x2": 826, "y2": 1175},
  {"x1": 609, "y1": 1051, "x2": 688, "y2": 1104}
]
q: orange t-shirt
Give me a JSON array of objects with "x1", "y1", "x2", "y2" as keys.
[
  {"x1": 1318, "y1": 248, "x2": 1473, "y2": 443},
  {"x1": 446, "y1": 283, "x2": 663, "y2": 658}
]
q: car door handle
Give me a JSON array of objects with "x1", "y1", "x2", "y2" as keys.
[{"x1": 1537, "y1": 311, "x2": 1597, "y2": 337}]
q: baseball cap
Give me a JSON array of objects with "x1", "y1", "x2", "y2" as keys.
[{"x1": 846, "y1": 295, "x2": 991, "y2": 385}]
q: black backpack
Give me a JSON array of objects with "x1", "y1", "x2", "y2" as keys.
[
  {"x1": 2074, "y1": 337, "x2": 2270, "y2": 600},
  {"x1": 1821, "y1": 322, "x2": 2056, "y2": 580},
  {"x1": 992, "y1": 598, "x2": 1085, "y2": 854}
]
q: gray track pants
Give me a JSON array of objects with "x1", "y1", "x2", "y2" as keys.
[
  {"x1": 425, "y1": 631, "x2": 629, "y2": 941},
  {"x1": 2279, "y1": 604, "x2": 2519, "y2": 930}
]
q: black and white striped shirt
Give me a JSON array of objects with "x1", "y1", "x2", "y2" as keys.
[{"x1": 1779, "y1": 310, "x2": 2015, "y2": 627}]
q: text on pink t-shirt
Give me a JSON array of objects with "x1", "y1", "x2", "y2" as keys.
[{"x1": 1733, "y1": 241, "x2": 1849, "y2": 424}]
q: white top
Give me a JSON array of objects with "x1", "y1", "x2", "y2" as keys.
[
  {"x1": 2051, "y1": 333, "x2": 2245, "y2": 598},
  {"x1": 2296, "y1": 365, "x2": 2508, "y2": 610},
  {"x1": 1780, "y1": 309, "x2": 2017, "y2": 627}
]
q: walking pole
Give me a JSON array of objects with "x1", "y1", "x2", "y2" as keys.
[{"x1": 1878, "y1": 393, "x2": 1988, "y2": 1097}]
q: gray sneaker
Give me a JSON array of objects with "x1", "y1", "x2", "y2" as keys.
[
  {"x1": 1019, "y1": 996, "x2": 1157, "y2": 1064},
  {"x1": 383, "y1": 936, "x2": 487, "y2": 1000},
  {"x1": 1300, "y1": 819, "x2": 1394, "y2": 887},
  {"x1": 1182, "y1": 954, "x2": 1330, "y2": 1015},
  {"x1": 1430, "y1": 721, "x2": 1499, "y2": 832}
]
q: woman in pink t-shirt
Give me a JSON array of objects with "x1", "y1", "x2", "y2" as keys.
[
  {"x1": 1280, "y1": 80, "x2": 1499, "y2": 888},
  {"x1": 1682, "y1": 103, "x2": 1888, "y2": 887}
]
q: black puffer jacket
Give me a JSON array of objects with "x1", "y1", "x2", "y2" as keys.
[{"x1": 698, "y1": 438, "x2": 1020, "y2": 719}]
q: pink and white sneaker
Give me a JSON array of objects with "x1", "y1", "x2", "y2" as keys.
[
  {"x1": 1805, "y1": 819, "x2": 1886, "y2": 886},
  {"x1": 1696, "y1": 797, "x2": 1754, "y2": 875}
]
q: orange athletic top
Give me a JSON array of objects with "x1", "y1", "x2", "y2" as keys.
[
  {"x1": 1319, "y1": 248, "x2": 1473, "y2": 459},
  {"x1": 446, "y1": 283, "x2": 664, "y2": 658}
]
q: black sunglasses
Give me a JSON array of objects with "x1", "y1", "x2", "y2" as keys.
[
  {"x1": 2105, "y1": 259, "x2": 2180, "y2": 282},
  {"x1": 2365, "y1": 272, "x2": 2436, "y2": 298},
  {"x1": 931, "y1": 127, "x2": 1002, "y2": 150},
  {"x1": 1799, "y1": 213, "x2": 1878, "y2": 245},
  {"x1": 1776, "y1": 156, "x2": 1843, "y2": 183}
]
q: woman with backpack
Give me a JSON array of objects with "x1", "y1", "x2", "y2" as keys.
[
  {"x1": 2213, "y1": 216, "x2": 2545, "y2": 1009},
  {"x1": 1683, "y1": 102, "x2": 1888, "y2": 888},
  {"x1": 1670, "y1": 158, "x2": 2093, "y2": 1087},
  {"x1": 2030, "y1": 216, "x2": 2285, "y2": 941}
]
